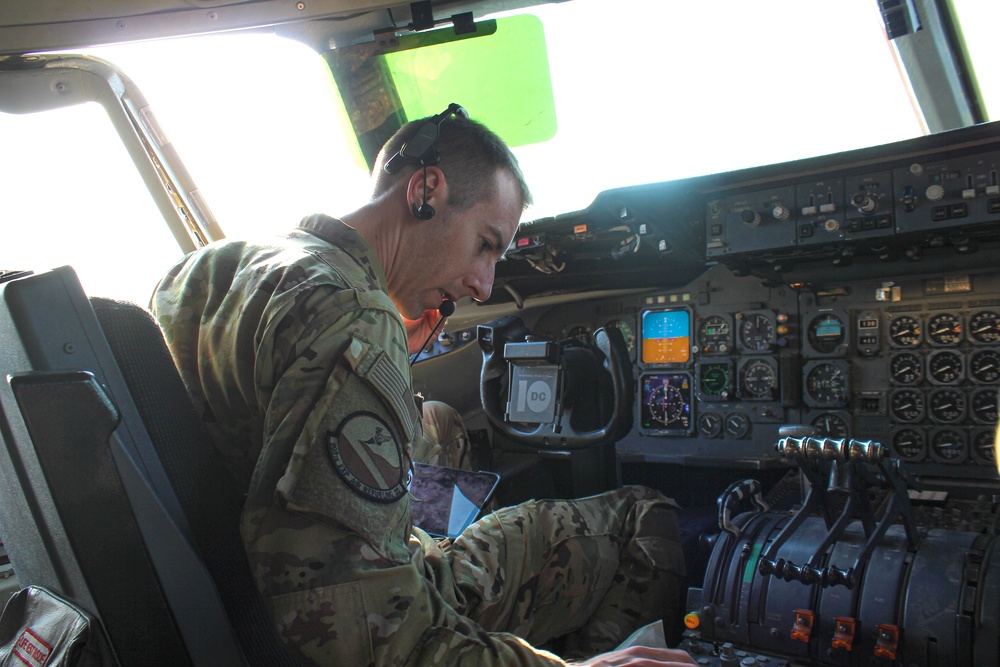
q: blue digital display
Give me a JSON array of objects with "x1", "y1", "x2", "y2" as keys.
[{"x1": 641, "y1": 310, "x2": 691, "y2": 364}]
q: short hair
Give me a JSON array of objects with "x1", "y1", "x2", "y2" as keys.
[{"x1": 373, "y1": 114, "x2": 533, "y2": 210}]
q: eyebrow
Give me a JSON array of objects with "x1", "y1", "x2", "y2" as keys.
[{"x1": 489, "y1": 224, "x2": 510, "y2": 258}]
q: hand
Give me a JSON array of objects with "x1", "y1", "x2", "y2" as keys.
[
  {"x1": 570, "y1": 646, "x2": 698, "y2": 666},
  {"x1": 403, "y1": 309, "x2": 444, "y2": 355}
]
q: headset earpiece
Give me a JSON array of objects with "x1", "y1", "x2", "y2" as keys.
[{"x1": 412, "y1": 201, "x2": 435, "y2": 220}]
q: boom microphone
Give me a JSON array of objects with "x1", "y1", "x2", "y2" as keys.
[
  {"x1": 410, "y1": 300, "x2": 456, "y2": 365},
  {"x1": 438, "y1": 299, "x2": 456, "y2": 318}
]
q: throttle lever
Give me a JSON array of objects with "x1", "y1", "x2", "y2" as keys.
[
  {"x1": 717, "y1": 478, "x2": 769, "y2": 539},
  {"x1": 776, "y1": 437, "x2": 886, "y2": 462}
]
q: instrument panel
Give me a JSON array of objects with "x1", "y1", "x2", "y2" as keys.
[
  {"x1": 529, "y1": 262, "x2": 1000, "y2": 479},
  {"x1": 486, "y1": 107, "x2": 1000, "y2": 667},
  {"x1": 495, "y1": 122, "x2": 1000, "y2": 487}
]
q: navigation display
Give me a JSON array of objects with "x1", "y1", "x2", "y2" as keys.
[
  {"x1": 640, "y1": 372, "x2": 693, "y2": 435},
  {"x1": 641, "y1": 309, "x2": 691, "y2": 365}
]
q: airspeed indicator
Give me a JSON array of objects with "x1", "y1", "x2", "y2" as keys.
[{"x1": 737, "y1": 312, "x2": 776, "y2": 352}]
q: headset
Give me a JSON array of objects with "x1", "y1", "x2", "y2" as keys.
[{"x1": 383, "y1": 103, "x2": 469, "y2": 220}]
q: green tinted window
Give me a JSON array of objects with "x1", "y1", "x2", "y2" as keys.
[{"x1": 327, "y1": 14, "x2": 555, "y2": 169}]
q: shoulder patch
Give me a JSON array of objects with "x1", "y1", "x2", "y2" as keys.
[{"x1": 328, "y1": 412, "x2": 407, "y2": 503}]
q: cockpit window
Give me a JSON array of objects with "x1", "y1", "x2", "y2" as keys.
[
  {"x1": 0, "y1": 103, "x2": 180, "y2": 304},
  {"x1": 0, "y1": 0, "x2": 988, "y2": 302},
  {"x1": 485, "y1": 0, "x2": 924, "y2": 218},
  {"x1": 952, "y1": 3, "x2": 1000, "y2": 118}
]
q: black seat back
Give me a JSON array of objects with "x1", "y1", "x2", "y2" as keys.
[
  {"x1": 0, "y1": 266, "x2": 298, "y2": 666},
  {"x1": 90, "y1": 296, "x2": 300, "y2": 666}
]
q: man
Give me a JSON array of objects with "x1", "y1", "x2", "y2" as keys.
[{"x1": 151, "y1": 111, "x2": 695, "y2": 666}]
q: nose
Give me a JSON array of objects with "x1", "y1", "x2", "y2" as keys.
[{"x1": 465, "y1": 261, "x2": 495, "y2": 302}]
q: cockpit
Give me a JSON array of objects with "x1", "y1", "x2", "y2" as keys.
[{"x1": 1, "y1": 1, "x2": 1000, "y2": 665}]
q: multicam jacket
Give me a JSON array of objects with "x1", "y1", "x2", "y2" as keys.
[{"x1": 151, "y1": 214, "x2": 685, "y2": 666}]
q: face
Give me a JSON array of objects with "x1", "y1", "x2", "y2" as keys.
[{"x1": 389, "y1": 169, "x2": 522, "y2": 320}]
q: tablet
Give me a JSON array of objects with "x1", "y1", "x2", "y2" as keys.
[{"x1": 409, "y1": 463, "x2": 501, "y2": 538}]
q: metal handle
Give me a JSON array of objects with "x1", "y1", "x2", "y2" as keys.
[{"x1": 717, "y1": 478, "x2": 769, "y2": 538}]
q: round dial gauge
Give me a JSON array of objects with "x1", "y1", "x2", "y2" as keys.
[
  {"x1": 724, "y1": 413, "x2": 751, "y2": 439},
  {"x1": 927, "y1": 312, "x2": 963, "y2": 346},
  {"x1": 927, "y1": 350, "x2": 963, "y2": 384},
  {"x1": 696, "y1": 315, "x2": 732, "y2": 354},
  {"x1": 645, "y1": 380, "x2": 691, "y2": 428},
  {"x1": 890, "y1": 389, "x2": 925, "y2": 423},
  {"x1": 806, "y1": 362, "x2": 849, "y2": 405},
  {"x1": 811, "y1": 413, "x2": 850, "y2": 438},
  {"x1": 971, "y1": 388, "x2": 998, "y2": 424},
  {"x1": 892, "y1": 428, "x2": 925, "y2": 461},
  {"x1": 890, "y1": 352, "x2": 922, "y2": 385},
  {"x1": 739, "y1": 359, "x2": 777, "y2": 399},
  {"x1": 970, "y1": 349, "x2": 1000, "y2": 383},
  {"x1": 889, "y1": 315, "x2": 922, "y2": 347},
  {"x1": 698, "y1": 362, "x2": 732, "y2": 398},
  {"x1": 968, "y1": 310, "x2": 1000, "y2": 344},
  {"x1": 973, "y1": 430, "x2": 996, "y2": 464},
  {"x1": 697, "y1": 412, "x2": 723, "y2": 438},
  {"x1": 928, "y1": 388, "x2": 966, "y2": 423},
  {"x1": 738, "y1": 313, "x2": 775, "y2": 352},
  {"x1": 930, "y1": 428, "x2": 966, "y2": 462},
  {"x1": 807, "y1": 314, "x2": 846, "y2": 354}
]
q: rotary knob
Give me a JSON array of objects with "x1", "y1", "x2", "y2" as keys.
[
  {"x1": 851, "y1": 193, "x2": 878, "y2": 214},
  {"x1": 772, "y1": 204, "x2": 791, "y2": 220},
  {"x1": 740, "y1": 209, "x2": 762, "y2": 226},
  {"x1": 925, "y1": 184, "x2": 945, "y2": 201}
]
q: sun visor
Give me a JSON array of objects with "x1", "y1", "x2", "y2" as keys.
[{"x1": 324, "y1": 14, "x2": 557, "y2": 170}]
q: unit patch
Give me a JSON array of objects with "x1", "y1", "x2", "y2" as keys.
[{"x1": 328, "y1": 411, "x2": 407, "y2": 502}]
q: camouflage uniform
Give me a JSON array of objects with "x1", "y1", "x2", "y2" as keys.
[
  {"x1": 413, "y1": 400, "x2": 470, "y2": 471},
  {"x1": 151, "y1": 214, "x2": 686, "y2": 666}
]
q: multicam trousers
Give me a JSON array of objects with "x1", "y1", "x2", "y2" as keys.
[{"x1": 412, "y1": 484, "x2": 687, "y2": 662}]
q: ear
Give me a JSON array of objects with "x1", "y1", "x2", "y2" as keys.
[{"x1": 406, "y1": 166, "x2": 448, "y2": 213}]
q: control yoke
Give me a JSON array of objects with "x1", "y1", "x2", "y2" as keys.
[{"x1": 478, "y1": 316, "x2": 633, "y2": 449}]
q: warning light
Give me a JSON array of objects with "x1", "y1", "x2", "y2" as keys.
[
  {"x1": 683, "y1": 613, "x2": 700, "y2": 630},
  {"x1": 574, "y1": 223, "x2": 588, "y2": 234},
  {"x1": 791, "y1": 609, "x2": 815, "y2": 643},
  {"x1": 517, "y1": 237, "x2": 531, "y2": 247}
]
